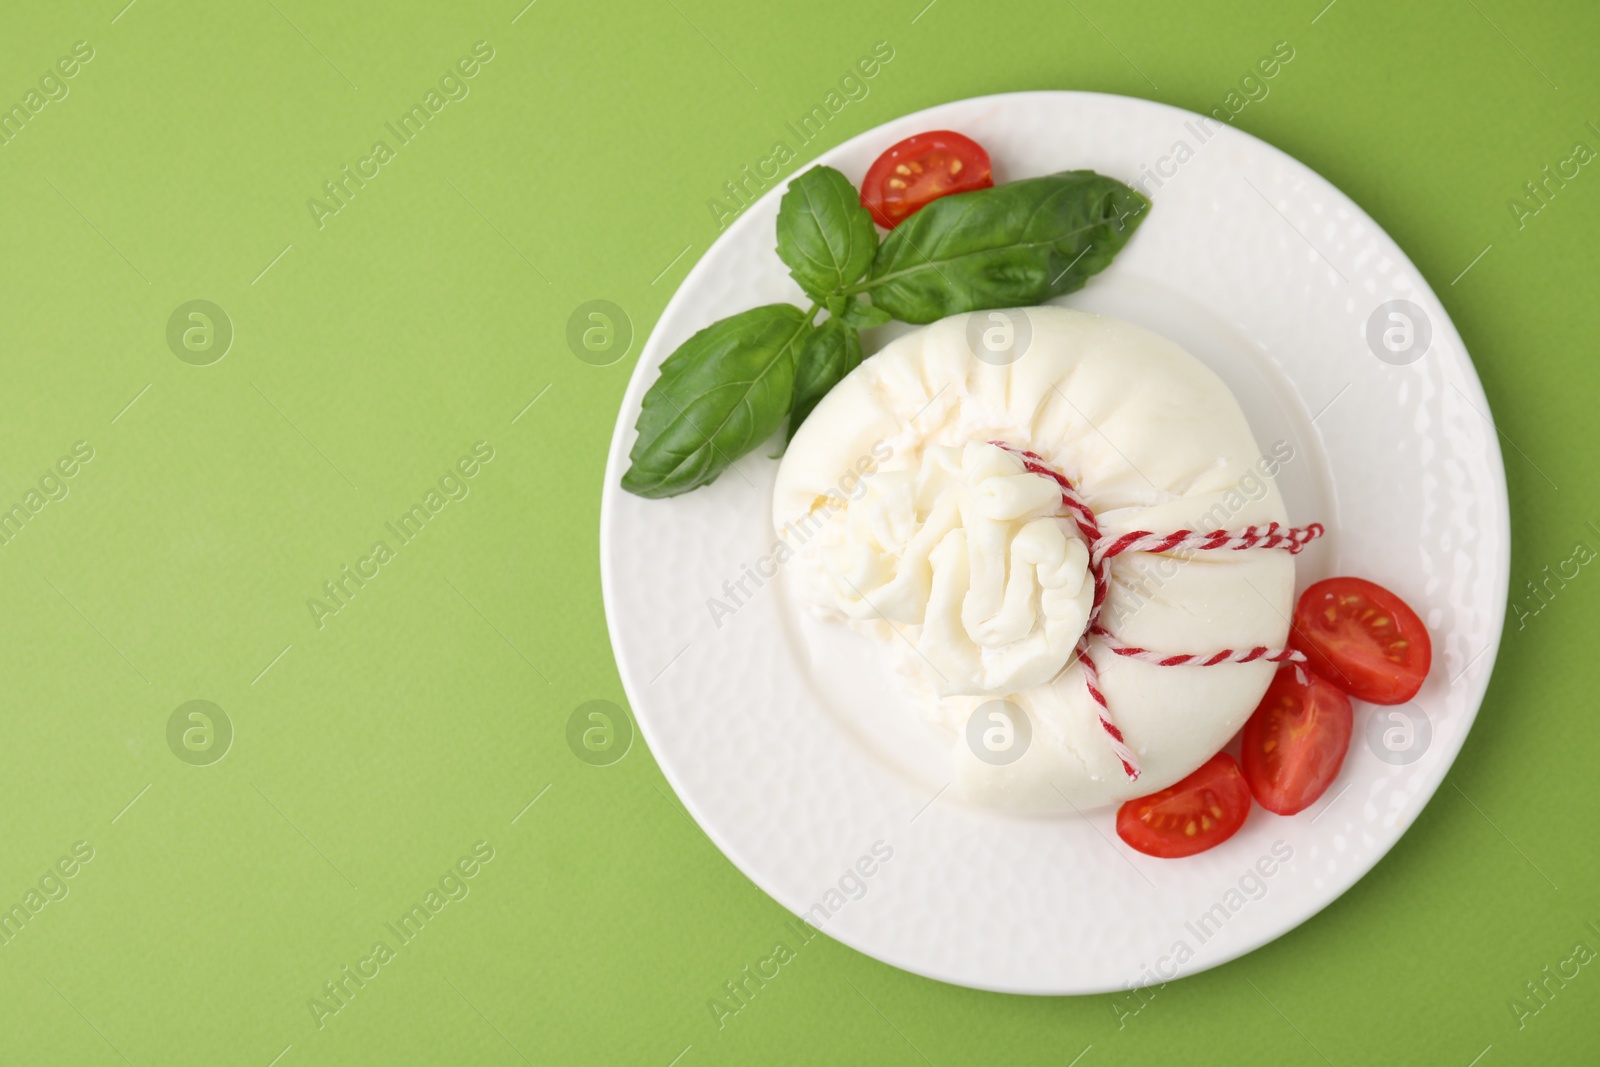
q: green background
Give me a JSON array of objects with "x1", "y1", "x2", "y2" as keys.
[{"x1": 1, "y1": 0, "x2": 1595, "y2": 1063}]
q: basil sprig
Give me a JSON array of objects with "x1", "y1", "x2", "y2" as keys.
[{"x1": 622, "y1": 165, "x2": 1148, "y2": 498}]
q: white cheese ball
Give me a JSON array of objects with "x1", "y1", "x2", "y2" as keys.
[{"x1": 773, "y1": 307, "x2": 1295, "y2": 810}]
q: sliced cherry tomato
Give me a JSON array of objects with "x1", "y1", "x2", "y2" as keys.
[
  {"x1": 1116, "y1": 752, "x2": 1251, "y2": 859},
  {"x1": 1241, "y1": 665, "x2": 1353, "y2": 815},
  {"x1": 1290, "y1": 577, "x2": 1432, "y2": 705},
  {"x1": 860, "y1": 130, "x2": 993, "y2": 229}
]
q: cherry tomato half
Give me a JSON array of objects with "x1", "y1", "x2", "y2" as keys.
[
  {"x1": 1241, "y1": 665, "x2": 1354, "y2": 816},
  {"x1": 1116, "y1": 752, "x2": 1251, "y2": 859},
  {"x1": 860, "y1": 130, "x2": 993, "y2": 229},
  {"x1": 1290, "y1": 577, "x2": 1432, "y2": 705}
]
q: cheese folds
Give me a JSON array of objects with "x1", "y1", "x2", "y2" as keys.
[{"x1": 774, "y1": 307, "x2": 1296, "y2": 810}]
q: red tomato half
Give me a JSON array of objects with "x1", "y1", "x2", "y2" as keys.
[
  {"x1": 1242, "y1": 665, "x2": 1354, "y2": 815},
  {"x1": 860, "y1": 130, "x2": 993, "y2": 229},
  {"x1": 1116, "y1": 753, "x2": 1251, "y2": 859},
  {"x1": 1290, "y1": 577, "x2": 1432, "y2": 705}
]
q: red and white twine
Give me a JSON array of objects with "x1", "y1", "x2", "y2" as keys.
[{"x1": 989, "y1": 441, "x2": 1325, "y2": 782}]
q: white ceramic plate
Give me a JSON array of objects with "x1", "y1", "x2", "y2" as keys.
[{"x1": 599, "y1": 92, "x2": 1509, "y2": 995}]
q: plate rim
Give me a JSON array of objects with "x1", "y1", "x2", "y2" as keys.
[{"x1": 599, "y1": 89, "x2": 1511, "y2": 995}]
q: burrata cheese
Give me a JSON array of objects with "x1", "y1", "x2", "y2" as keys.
[{"x1": 773, "y1": 307, "x2": 1295, "y2": 810}]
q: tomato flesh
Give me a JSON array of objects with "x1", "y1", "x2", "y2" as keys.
[
  {"x1": 1242, "y1": 665, "x2": 1353, "y2": 815},
  {"x1": 860, "y1": 130, "x2": 993, "y2": 229},
  {"x1": 1290, "y1": 577, "x2": 1431, "y2": 705},
  {"x1": 1116, "y1": 753, "x2": 1251, "y2": 859}
]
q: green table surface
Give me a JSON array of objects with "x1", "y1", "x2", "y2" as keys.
[{"x1": 2, "y1": 0, "x2": 1595, "y2": 1063}]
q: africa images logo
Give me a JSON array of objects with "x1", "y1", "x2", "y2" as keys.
[
  {"x1": 305, "y1": 441, "x2": 495, "y2": 630},
  {"x1": 305, "y1": 41, "x2": 496, "y2": 230},
  {"x1": 0, "y1": 39, "x2": 95, "y2": 150},
  {"x1": 704, "y1": 41, "x2": 896, "y2": 231},
  {"x1": 306, "y1": 841, "x2": 496, "y2": 1030}
]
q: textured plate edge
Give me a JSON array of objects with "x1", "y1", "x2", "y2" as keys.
[{"x1": 598, "y1": 90, "x2": 1512, "y2": 995}]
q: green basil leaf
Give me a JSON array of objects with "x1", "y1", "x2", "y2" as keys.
[
  {"x1": 622, "y1": 304, "x2": 813, "y2": 498},
  {"x1": 786, "y1": 317, "x2": 861, "y2": 444},
  {"x1": 861, "y1": 171, "x2": 1149, "y2": 324},
  {"x1": 840, "y1": 299, "x2": 892, "y2": 329},
  {"x1": 776, "y1": 166, "x2": 880, "y2": 301}
]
